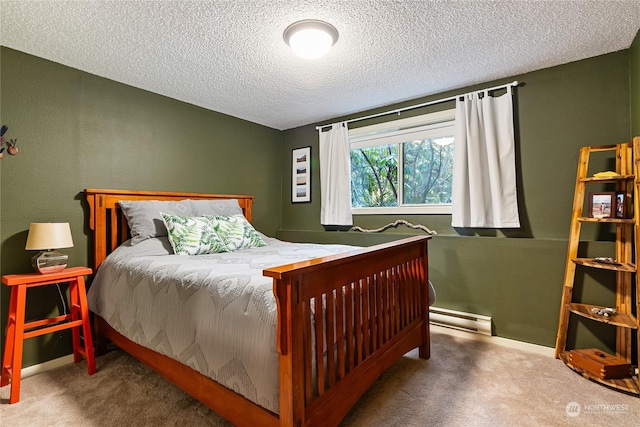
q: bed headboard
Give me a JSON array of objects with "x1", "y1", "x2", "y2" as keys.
[{"x1": 85, "y1": 189, "x2": 255, "y2": 270}]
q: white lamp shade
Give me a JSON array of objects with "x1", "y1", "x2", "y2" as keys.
[
  {"x1": 25, "y1": 223, "x2": 74, "y2": 250},
  {"x1": 284, "y1": 20, "x2": 338, "y2": 59}
]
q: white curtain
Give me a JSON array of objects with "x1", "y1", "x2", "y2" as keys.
[
  {"x1": 319, "y1": 122, "x2": 353, "y2": 226},
  {"x1": 451, "y1": 88, "x2": 520, "y2": 228}
]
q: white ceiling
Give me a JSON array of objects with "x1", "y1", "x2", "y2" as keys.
[{"x1": 1, "y1": 1, "x2": 639, "y2": 130}]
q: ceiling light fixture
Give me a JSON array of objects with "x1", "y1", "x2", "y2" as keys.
[{"x1": 283, "y1": 19, "x2": 339, "y2": 59}]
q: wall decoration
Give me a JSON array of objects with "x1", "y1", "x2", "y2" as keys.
[
  {"x1": 292, "y1": 146, "x2": 311, "y2": 203},
  {"x1": 0, "y1": 125, "x2": 18, "y2": 159},
  {"x1": 350, "y1": 219, "x2": 437, "y2": 235}
]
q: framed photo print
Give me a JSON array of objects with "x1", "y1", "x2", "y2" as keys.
[
  {"x1": 615, "y1": 191, "x2": 627, "y2": 219},
  {"x1": 589, "y1": 192, "x2": 616, "y2": 218},
  {"x1": 292, "y1": 146, "x2": 311, "y2": 203}
]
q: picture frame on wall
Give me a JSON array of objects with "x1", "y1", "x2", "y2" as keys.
[
  {"x1": 292, "y1": 146, "x2": 311, "y2": 203},
  {"x1": 589, "y1": 192, "x2": 616, "y2": 219}
]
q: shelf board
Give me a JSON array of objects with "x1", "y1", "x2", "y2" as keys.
[
  {"x1": 569, "y1": 303, "x2": 638, "y2": 329},
  {"x1": 580, "y1": 175, "x2": 635, "y2": 183},
  {"x1": 578, "y1": 217, "x2": 635, "y2": 224},
  {"x1": 559, "y1": 352, "x2": 639, "y2": 396},
  {"x1": 573, "y1": 258, "x2": 636, "y2": 272}
]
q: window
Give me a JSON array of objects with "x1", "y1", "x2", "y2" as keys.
[{"x1": 350, "y1": 109, "x2": 455, "y2": 214}]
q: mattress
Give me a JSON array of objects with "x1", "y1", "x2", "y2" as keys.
[{"x1": 87, "y1": 234, "x2": 358, "y2": 414}]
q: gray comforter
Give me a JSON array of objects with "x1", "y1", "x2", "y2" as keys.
[{"x1": 87, "y1": 235, "x2": 358, "y2": 414}]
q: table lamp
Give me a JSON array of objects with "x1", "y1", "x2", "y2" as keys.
[{"x1": 25, "y1": 223, "x2": 74, "y2": 274}]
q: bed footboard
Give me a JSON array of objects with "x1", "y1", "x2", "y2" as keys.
[{"x1": 264, "y1": 235, "x2": 431, "y2": 427}]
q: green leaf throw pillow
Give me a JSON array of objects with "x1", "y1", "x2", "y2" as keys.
[
  {"x1": 206, "y1": 214, "x2": 266, "y2": 251},
  {"x1": 160, "y1": 213, "x2": 229, "y2": 255}
]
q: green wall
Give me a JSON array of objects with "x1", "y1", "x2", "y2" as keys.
[
  {"x1": 631, "y1": 29, "x2": 640, "y2": 136},
  {"x1": 0, "y1": 47, "x2": 283, "y2": 367},
  {"x1": 280, "y1": 50, "x2": 633, "y2": 349},
  {"x1": 1, "y1": 41, "x2": 637, "y2": 369}
]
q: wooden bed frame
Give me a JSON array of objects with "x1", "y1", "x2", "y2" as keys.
[{"x1": 85, "y1": 189, "x2": 432, "y2": 427}]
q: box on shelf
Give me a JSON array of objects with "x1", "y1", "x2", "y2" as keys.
[{"x1": 568, "y1": 348, "x2": 632, "y2": 380}]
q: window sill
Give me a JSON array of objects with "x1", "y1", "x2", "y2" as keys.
[{"x1": 352, "y1": 205, "x2": 452, "y2": 215}]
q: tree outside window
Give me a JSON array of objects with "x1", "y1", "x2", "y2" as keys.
[{"x1": 349, "y1": 110, "x2": 455, "y2": 214}]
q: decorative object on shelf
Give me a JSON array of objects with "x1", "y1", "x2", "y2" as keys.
[
  {"x1": 615, "y1": 191, "x2": 627, "y2": 218},
  {"x1": 351, "y1": 219, "x2": 437, "y2": 235},
  {"x1": 568, "y1": 348, "x2": 632, "y2": 380},
  {"x1": 590, "y1": 307, "x2": 616, "y2": 317},
  {"x1": 283, "y1": 19, "x2": 339, "y2": 59},
  {"x1": 25, "y1": 223, "x2": 74, "y2": 274},
  {"x1": 593, "y1": 256, "x2": 619, "y2": 265},
  {"x1": 588, "y1": 192, "x2": 616, "y2": 218},
  {"x1": 0, "y1": 125, "x2": 18, "y2": 159},
  {"x1": 593, "y1": 171, "x2": 620, "y2": 178},
  {"x1": 292, "y1": 146, "x2": 311, "y2": 203}
]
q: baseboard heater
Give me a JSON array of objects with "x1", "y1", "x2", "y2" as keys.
[{"x1": 429, "y1": 307, "x2": 492, "y2": 336}]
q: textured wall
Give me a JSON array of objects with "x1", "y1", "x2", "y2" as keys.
[
  {"x1": 631, "y1": 29, "x2": 640, "y2": 136},
  {"x1": 1, "y1": 45, "x2": 635, "y2": 369},
  {"x1": 280, "y1": 51, "x2": 632, "y2": 349},
  {"x1": 0, "y1": 47, "x2": 283, "y2": 367}
]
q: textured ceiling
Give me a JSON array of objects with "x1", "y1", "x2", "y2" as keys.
[{"x1": 1, "y1": 1, "x2": 639, "y2": 130}]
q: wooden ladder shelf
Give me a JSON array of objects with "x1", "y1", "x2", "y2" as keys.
[{"x1": 555, "y1": 137, "x2": 640, "y2": 396}]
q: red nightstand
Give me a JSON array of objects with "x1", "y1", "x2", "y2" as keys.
[{"x1": 1, "y1": 266, "x2": 96, "y2": 403}]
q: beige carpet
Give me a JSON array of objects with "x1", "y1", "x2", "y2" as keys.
[{"x1": 1, "y1": 327, "x2": 638, "y2": 426}]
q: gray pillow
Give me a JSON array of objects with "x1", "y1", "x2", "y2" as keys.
[
  {"x1": 189, "y1": 199, "x2": 243, "y2": 217},
  {"x1": 119, "y1": 200, "x2": 193, "y2": 245}
]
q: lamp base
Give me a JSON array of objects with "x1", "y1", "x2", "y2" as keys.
[{"x1": 32, "y1": 250, "x2": 68, "y2": 274}]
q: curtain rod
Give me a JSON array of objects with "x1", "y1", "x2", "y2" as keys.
[{"x1": 316, "y1": 80, "x2": 519, "y2": 130}]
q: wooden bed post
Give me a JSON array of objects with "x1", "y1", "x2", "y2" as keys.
[
  {"x1": 86, "y1": 192, "x2": 108, "y2": 270},
  {"x1": 419, "y1": 242, "x2": 430, "y2": 360},
  {"x1": 274, "y1": 275, "x2": 306, "y2": 427}
]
